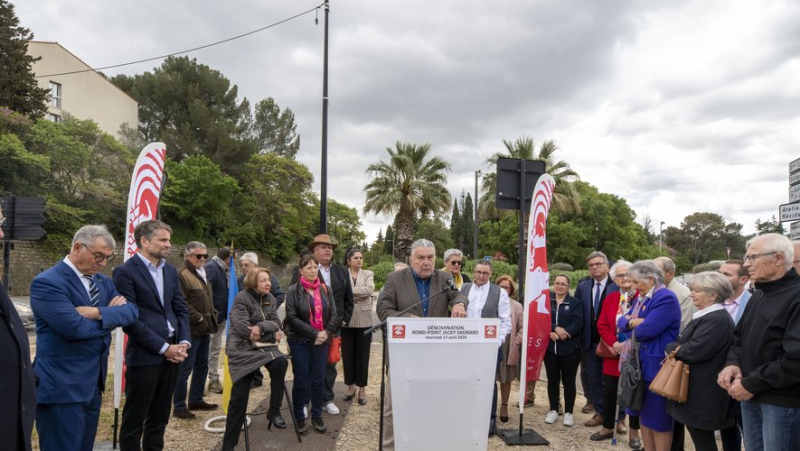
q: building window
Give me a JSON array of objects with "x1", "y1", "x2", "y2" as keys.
[
  {"x1": 49, "y1": 82, "x2": 62, "y2": 108},
  {"x1": 47, "y1": 113, "x2": 61, "y2": 123}
]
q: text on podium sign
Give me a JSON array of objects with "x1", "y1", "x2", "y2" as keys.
[{"x1": 388, "y1": 319, "x2": 499, "y2": 344}]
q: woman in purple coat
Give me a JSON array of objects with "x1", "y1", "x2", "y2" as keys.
[{"x1": 618, "y1": 260, "x2": 681, "y2": 451}]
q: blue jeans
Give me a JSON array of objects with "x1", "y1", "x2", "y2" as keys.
[
  {"x1": 289, "y1": 339, "x2": 329, "y2": 420},
  {"x1": 741, "y1": 400, "x2": 800, "y2": 451},
  {"x1": 173, "y1": 334, "x2": 210, "y2": 409}
]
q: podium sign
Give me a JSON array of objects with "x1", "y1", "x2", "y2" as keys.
[{"x1": 388, "y1": 317, "x2": 500, "y2": 451}]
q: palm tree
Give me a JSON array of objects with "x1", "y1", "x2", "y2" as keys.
[
  {"x1": 479, "y1": 136, "x2": 580, "y2": 220},
  {"x1": 363, "y1": 141, "x2": 452, "y2": 262}
]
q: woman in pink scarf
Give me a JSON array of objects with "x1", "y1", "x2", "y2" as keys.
[{"x1": 285, "y1": 255, "x2": 339, "y2": 435}]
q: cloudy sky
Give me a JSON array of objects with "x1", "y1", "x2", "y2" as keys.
[{"x1": 17, "y1": 0, "x2": 800, "y2": 241}]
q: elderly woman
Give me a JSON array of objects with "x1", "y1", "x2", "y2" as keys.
[
  {"x1": 442, "y1": 249, "x2": 470, "y2": 288},
  {"x1": 543, "y1": 274, "x2": 584, "y2": 427},
  {"x1": 618, "y1": 261, "x2": 681, "y2": 451},
  {"x1": 341, "y1": 247, "x2": 375, "y2": 406},
  {"x1": 223, "y1": 268, "x2": 288, "y2": 450},
  {"x1": 666, "y1": 272, "x2": 736, "y2": 451},
  {"x1": 285, "y1": 254, "x2": 339, "y2": 435},
  {"x1": 495, "y1": 275, "x2": 524, "y2": 422},
  {"x1": 595, "y1": 261, "x2": 642, "y2": 448}
]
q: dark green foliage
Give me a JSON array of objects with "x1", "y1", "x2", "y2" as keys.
[
  {"x1": 0, "y1": 1, "x2": 48, "y2": 118},
  {"x1": 370, "y1": 261, "x2": 396, "y2": 291}
]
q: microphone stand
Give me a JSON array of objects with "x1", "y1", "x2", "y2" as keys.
[{"x1": 364, "y1": 282, "x2": 459, "y2": 451}]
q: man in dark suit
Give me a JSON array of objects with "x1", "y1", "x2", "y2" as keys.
[
  {"x1": 377, "y1": 238, "x2": 469, "y2": 451},
  {"x1": 114, "y1": 220, "x2": 191, "y2": 451},
  {"x1": 0, "y1": 206, "x2": 36, "y2": 451},
  {"x1": 290, "y1": 234, "x2": 354, "y2": 415},
  {"x1": 204, "y1": 247, "x2": 230, "y2": 394},
  {"x1": 574, "y1": 251, "x2": 618, "y2": 427},
  {"x1": 30, "y1": 225, "x2": 138, "y2": 450}
]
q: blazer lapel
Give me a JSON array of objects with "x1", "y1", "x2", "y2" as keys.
[
  {"x1": 401, "y1": 269, "x2": 423, "y2": 316},
  {"x1": 132, "y1": 257, "x2": 165, "y2": 311},
  {"x1": 60, "y1": 262, "x2": 91, "y2": 305}
]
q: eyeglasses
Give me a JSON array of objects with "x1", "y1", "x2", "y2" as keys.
[
  {"x1": 744, "y1": 252, "x2": 777, "y2": 263},
  {"x1": 553, "y1": 282, "x2": 569, "y2": 287},
  {"x1": 474, "y1": 270, "x2": 491, "y2": 276},
  {"x1": 588, "y1": 262, "x2": 606, "y2": 268},
  {"x1": 499, "y1": 285, "x2": 512, "y2": 291},
  {"x1": 449, "y1": 260, "x2": 462, "y2": 266},
  {"x1": 81, "y1": 243, "x2": 115, "y2": 263},
  {"x1": 192, "y1": 254, "x2": 209, "y2": 260},
  {"x1": 614, "y1": 273, "x2": 629, "y2": 279}
]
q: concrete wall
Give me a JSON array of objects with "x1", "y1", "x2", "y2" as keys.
[
  {"x1": 2, "y1": 241, "x2": 293, "y2": 296},
  {"x1": 27, "y1": 41, "x2": 138, "y2": 138}
]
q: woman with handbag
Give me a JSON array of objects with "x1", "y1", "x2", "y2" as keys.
[
  {"x1": 594, "y1": 261, "x2": 643, "y2": 449},
  {"x1": 223, "y1": 268, "x2": 289, "y2": 450},
  {"x1": 285, "y1": 255, "x2": 339, "y2": 434},
  {"x1": 665, "y1": 272, "x2": 736, "y2": 451},
  {"x1": 341, "y1": 247, "x2": 375, "y2": 406},
  {"x1": 543, "y1": 274, "x2": 584, "y2": 427},
  {"x1": 618, "y1": 260, "x2": 681, "y2": 451}
]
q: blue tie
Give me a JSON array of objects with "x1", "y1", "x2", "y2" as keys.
[
  {"x1": 593, "y1": 282, "x2": 601, "y2": 318},
  {"x1": 84, "y1": 275, "x2": 100, "y2": 306}
]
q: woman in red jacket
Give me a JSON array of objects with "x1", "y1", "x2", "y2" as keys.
[{"x1": 594, "y1": 260, "x2": 642, "y2": 449}]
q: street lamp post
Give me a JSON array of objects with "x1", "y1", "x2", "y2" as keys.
[{"x1": 659, "y1": 221, "x2": 665, "y2": 251}]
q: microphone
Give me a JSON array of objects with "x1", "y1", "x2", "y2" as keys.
[
  {"x1": 365, "y1": 277, "x2": 462, "y2": 335},
  {"x1": 446, "y1": 278, "x2": 459, "y2": 291}
]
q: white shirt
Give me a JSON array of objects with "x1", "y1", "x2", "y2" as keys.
[
  {"x1": 466, "y1": 282, "x2": 511, "y2": 346},
  {"x1": 63, "y1": 256, "x2": 93, "y2": 298},
  {"x1": 723, "y1": 291, "x2": 744, "y2": 320},
  {"x1": 319, "y1": 264, "x2": 332, "y2": 287},
  {"x1": 135, "y1": 252, "x2": 182, "y2": 354},
  {"x1": 196, "y1": 266, "x2": 207, "y2": 284},
  {"x1": 692, "y1": 303, "x2": 724, "y2": 320},
  {"x1": 592, "y1": 277, "x2": 608, "y2": 302}
]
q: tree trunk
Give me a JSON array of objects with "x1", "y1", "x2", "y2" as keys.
[{"x1": 393, "y1": 209, "x2": 416, "y2": 263}]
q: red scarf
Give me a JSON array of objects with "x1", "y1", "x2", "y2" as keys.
[{"x1": 300, "y1": 276, "x2": 324, "y2": 331}]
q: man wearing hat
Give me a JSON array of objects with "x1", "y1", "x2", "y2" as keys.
[{"x1": 291, "y1": 234, "x2": 354, "y2": 415}]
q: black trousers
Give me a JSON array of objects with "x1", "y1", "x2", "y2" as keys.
[
  {"x1": 686, "y1": 426, "x2": 719, "y2": 451},
  {"x1": 543, "y1": 350, "x2": 581, "y2": 414},
  {"x1": 223, "y1": 357, "x2": 288, "y2": 449},
  {"x1": 672, "y1": 419, "x2": 686, "y2": 451},
  {"x1": 341, "y1": 327, "x2": 372, "y2": 387},
  {"x1": 119, "y1": 361, "x2": 180, "y2": 451},
  {"x1": 602, "y1": 374, "x2": 629, "y2": 429}
]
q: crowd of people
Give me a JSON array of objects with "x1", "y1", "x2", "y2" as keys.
[{"x1": 2, "y1": 200, "x2": 799, "y2": 451}]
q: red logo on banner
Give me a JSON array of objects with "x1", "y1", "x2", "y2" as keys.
[
  {"x1": 392, "y1": 325, "x2": 406, "y2": 339},
  {"x1": 485, "y1": 325, "x2": 497, "y2": 339}
]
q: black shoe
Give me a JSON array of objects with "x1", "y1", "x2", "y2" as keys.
[
  {"x1": 312, "y1": 417, "x2": 327, "y2": 433},
  {"x1": 173, "y1": 408, "x2": 195, "y2": 419},
  {"x1": 250, "y1": 379, "x2": 263, "y2": 389},
  {"x1": 188, "y1": 400, "x2": 218, "y2": 411},
  {"x1": 267, "y1": 408, "x2": 286, "y2": 430},
  {"x1": 296, "y1": 418, "x2": 308, "y2": 435},
  {"x1": 489, "y1": 420, "x2": 497, "y2": 437},
  {"x1": 358, "y1": 397, "x2": 367, "y2": 406}
]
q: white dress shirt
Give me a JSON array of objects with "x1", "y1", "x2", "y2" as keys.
[{"x1": 466, "y1": 282, "x2": 511, "y2": 346}]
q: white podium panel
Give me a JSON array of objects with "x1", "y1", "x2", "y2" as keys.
[{"x1": 388, "y1": 317, "x2": 500, "y2": 451}]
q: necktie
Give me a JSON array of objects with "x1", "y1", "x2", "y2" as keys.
[
  {"x1": 593, "y1": 282, "x2": 601, "y2": 318},
  {"x1": 84, "y1": 275, "x2": 100, "y2": 306}
]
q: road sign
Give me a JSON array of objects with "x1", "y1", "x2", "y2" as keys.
[
  {"x1": 791, "y1": 157, "x2": 800, "y2": 175},
  {"x1": 780, "y1": 203, "x2": 800, "y2": 222},
  {"x1": 791, "y1": 185, "x2": 800, "y2": 203},
  {"x1": 792, "y1": 172, "x2": 800, "y2": 187},
  {"x1": 791, "y1": 221, "x2": 800, "y2": 240}
]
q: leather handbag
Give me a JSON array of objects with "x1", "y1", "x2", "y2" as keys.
[
  {"x1": 649, "y1": 347, "x2": 690, "y2": 403},
  {"x1": 327, "y1": 336, "x2": 342, "y2": 364},
  {"x1": 617, "y1": 331, "x2": 643, "y2": 410},
  {"x1": 596, "y1": 340, "x2": 617, "y2": 359}
]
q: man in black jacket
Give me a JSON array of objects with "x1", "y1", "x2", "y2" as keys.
[
  {"x1": 291, "y1": 234, "x2": 354, "y2": 415},
  {"x1": 0, "y1": 205, "x2": 36, "y2": 451},
  {"x1": 719, "y1": 233, "x2": 800, "y2": 450}
]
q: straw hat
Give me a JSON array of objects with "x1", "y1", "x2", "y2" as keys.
[{"x1": 308, "y1": 234, "x2": 338, "y2": 251}]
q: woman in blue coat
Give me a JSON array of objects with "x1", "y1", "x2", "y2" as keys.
[{"x1": 618, "y1": 261, "x2": 681, "y2": 451}]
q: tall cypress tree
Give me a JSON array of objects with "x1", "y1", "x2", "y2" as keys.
[
  {"x1": 383, "y1": 225, "x2": 394, "y2": 256},
  {"x1": 450, "y1": 199, "x2": 461, "y2": 248},
  {"x1": 0, "y1": 0, "x2": 48, "y2": 118},
  {"x1": 461, "y1": 192, "x2": 475, "y2": 258}
]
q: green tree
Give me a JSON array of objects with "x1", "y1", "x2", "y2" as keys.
[
  {"x1": 363, "y1": 141, "x2": 451, "y2": 261},
  {"x1": 111, "y1": 56, "x2": 255, "y2": 177},
  {"x1": 384, "y1": 224, "x2": 394, "y2": 256},
  {"x1": 449, "y1": 198, "x2": 461, "y2": 248},
  {"x1": 480, "y1": 136, "x2": 580, "y2": 220},
  {"x1": 754, "y1": 215, "x2": 785, "y2": 235},
  {"x1": 312, "y1": 198, "x2": 366, "y2": 262},
  {"x1": 227, "y1": 153, "x2": 315, "y2": 263},
  {"x1": 0, "y1": 1, "x2": 48, "y2": 118},
  {"x1": 160, "y1": 155, "x2": 241, "y2": 240},
  {"x1": 461, "y1": 192, "x2": 475, "y2": 258},
  {"x1": 252, "y1": 97, "x2": 300, "y2": 158},
  {"x1": 664, "y1": 212, "x2": 745, "y2": 264},
  {"x1": 414, "y1": 218, "x2": 454, "y2": 261}
]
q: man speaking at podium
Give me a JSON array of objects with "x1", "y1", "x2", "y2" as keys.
[{"x1": 377, "y1": 238, "x2": 469, "y2": 451}]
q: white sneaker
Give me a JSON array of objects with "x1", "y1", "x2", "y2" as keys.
[
  {"x1": 563, "y1": 413, "x2": 574, "y2": 427},
  {"x1": 303, "y1": 406, "x2": 308, "y2": 418},
  {"x1": 544, "y1": 410, "x2": 558, "y2": 424},
  {"x1": 323, "y1": 402, "x2": 340, "y2": 415}
]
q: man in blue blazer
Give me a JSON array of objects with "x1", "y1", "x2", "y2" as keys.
[
  {"x1": 719, "y1": 260, "x2": 751, "y2": 325},
  {"x1": 114, "y1": 220, "x2": 191, "y2": 451},
  {"x1": 30, "y1": 225, "x2": 138, "y2": 451},
  {"x1": 574, "y1": 251, "x2": 618, "y2": 427}
]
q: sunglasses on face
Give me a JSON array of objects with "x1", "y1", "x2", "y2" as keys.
[
  {"x1": 192, "y1": 254, "x2": 209, "y2": 260},
  {"x1": 449, "y1": 261, "x2": 462, "y2": 266}
]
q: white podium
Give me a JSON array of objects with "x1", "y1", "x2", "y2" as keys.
[{"x1": 387, "y1": 317, "x2": 501, "y2": 451}]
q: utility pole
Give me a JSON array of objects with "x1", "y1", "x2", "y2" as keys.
[
  {"x1": 659, "y1": 221, "x2": 665, "y2": 251},
  {"x1": 319, "y1": 0, "x2": 330, "y2": 234}
]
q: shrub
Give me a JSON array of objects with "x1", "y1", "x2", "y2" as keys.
[
  {"x1": 550, "y1": 262, "x2": 574, "y2": 272},
  {"x1": 370, "y1": 261, "x2": 396, "y2": 291}
]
